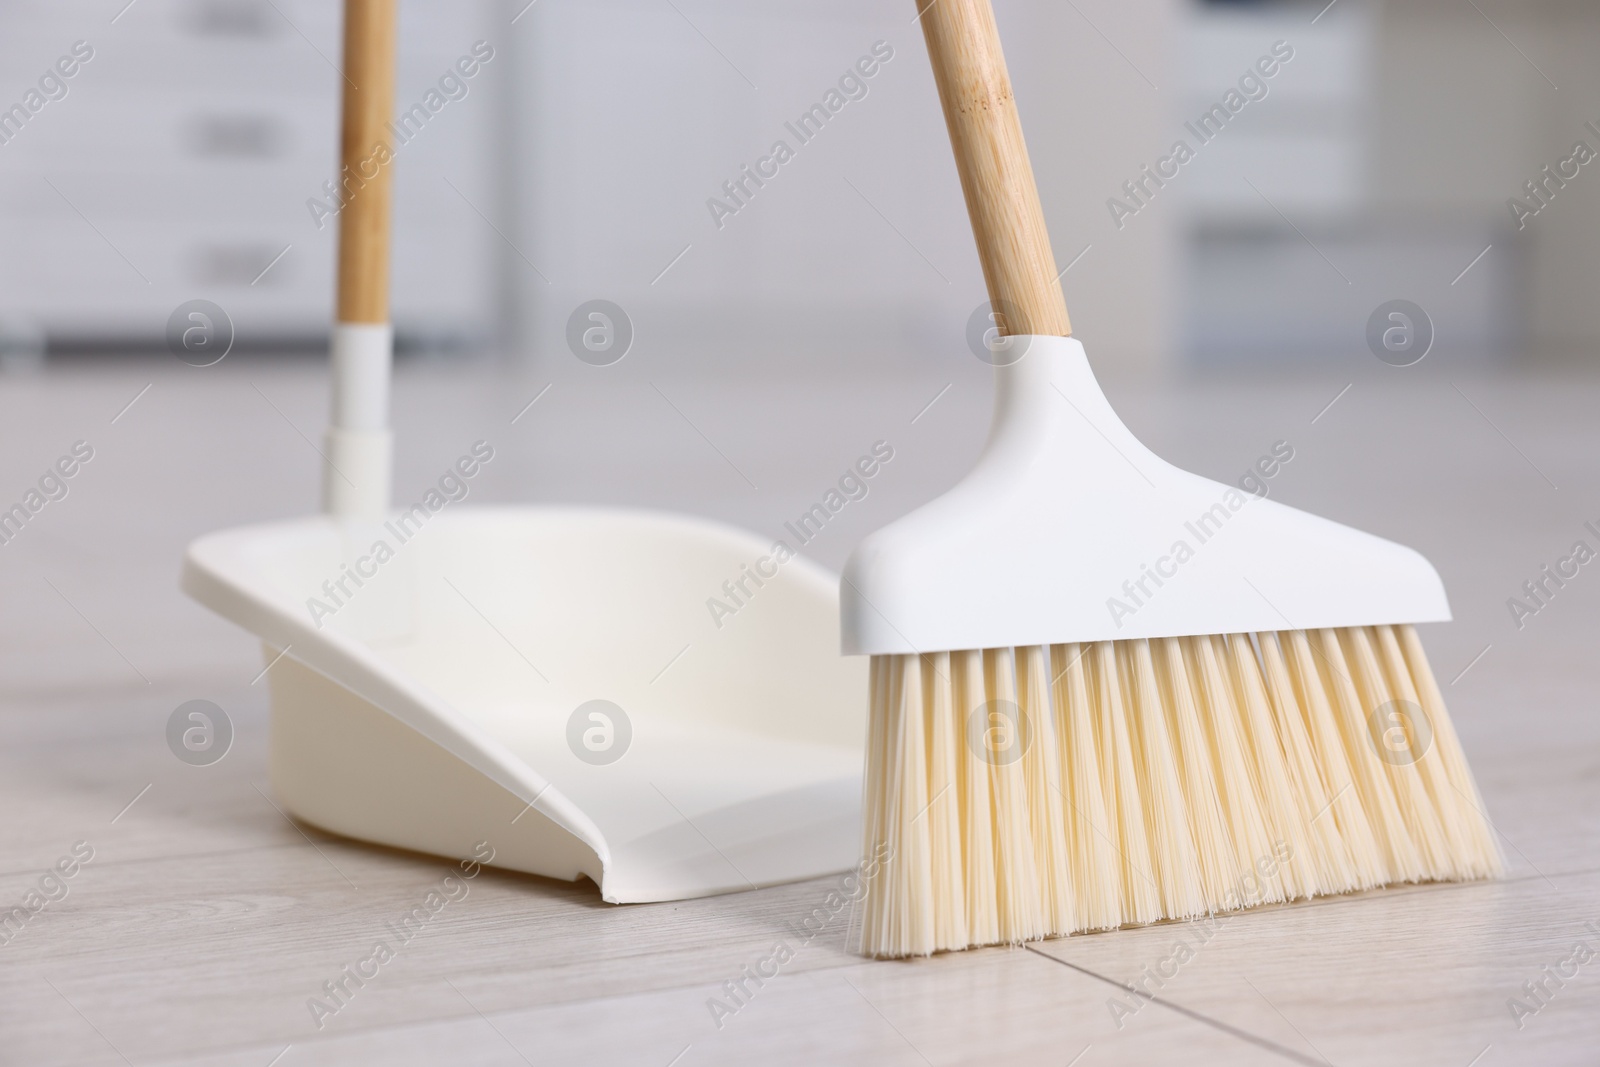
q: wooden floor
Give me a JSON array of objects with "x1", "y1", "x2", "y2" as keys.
[{"x1": 2, "y1": 353, "x2": 1598, "y2": 1065}]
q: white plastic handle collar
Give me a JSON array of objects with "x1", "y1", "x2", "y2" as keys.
[{"x1": 323, "y1": 322, "x2": 393, "y2": 519}]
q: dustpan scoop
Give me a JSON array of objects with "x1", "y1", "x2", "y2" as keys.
[{"x1": 184, "y1": 509, "x2": 866, "y2": 902}]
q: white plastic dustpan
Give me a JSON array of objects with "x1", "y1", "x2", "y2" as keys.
[
  {"x1": 183, "y1": 0, "x2": 866, "y2": 903},
  {"x1": 184, "y1": 505, "x2": 866, "y2": 902}
]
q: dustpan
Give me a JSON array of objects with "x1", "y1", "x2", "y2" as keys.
[{"x1": 181, "y1": 0, "x2": 867, "y2": 903}]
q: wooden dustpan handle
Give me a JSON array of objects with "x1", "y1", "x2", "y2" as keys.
[{"x1": 915, "y1": 0, "x2": 1071, "y2": 338}]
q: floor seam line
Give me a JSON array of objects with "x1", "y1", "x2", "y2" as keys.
[{"x1": 1023, "y1": 944, "x2": 1329, "y2": 1067}]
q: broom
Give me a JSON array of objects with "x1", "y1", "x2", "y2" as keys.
[{"x1": 842, "y1": 0, "x2": 1502, "y2": 958}]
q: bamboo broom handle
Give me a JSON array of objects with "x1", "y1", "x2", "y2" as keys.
[
  {"x1": 916, "y1": 0, "x2": 1071, "y2": 337},
  {"x1": 336, "y1": 0, "x2": 397, "y2": 325}
]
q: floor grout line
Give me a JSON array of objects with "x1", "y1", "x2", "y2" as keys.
[{"x1": 1023, "y1": 945, "x2": 1327, "y2": 1067}]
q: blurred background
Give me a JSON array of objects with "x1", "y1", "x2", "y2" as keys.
[
  {"x1": 5, "y1": 9, "x2": 1600, "y2": 1058},
  {"x1": 2, "y1": 0, "x2": 1594, "y2": 380}
]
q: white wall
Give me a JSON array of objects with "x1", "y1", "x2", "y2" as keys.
[
  {"x1": 507, "y1": 0, "x2": 1179, "y2": 380},
  {"x1": 1372, "y1": 0, "x2": 1600, "y2": 363},
  {"x1": 1176, "y1": 0, "x2": 1600, "y2": 369}
]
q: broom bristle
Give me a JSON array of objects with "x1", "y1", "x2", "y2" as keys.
[{"x1": 853, "y1": 625, "x2": 1502, "y2": 958}]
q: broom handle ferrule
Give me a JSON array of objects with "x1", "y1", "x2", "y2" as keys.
[{"x1": 916, "y1": 0, "x2": 1071, "y2": 337}]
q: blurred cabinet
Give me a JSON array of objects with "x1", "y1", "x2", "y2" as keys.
[
  {"x1": 1177, "y1": 0, "x2": 1512, "y2": 366},
  {"x1": 1181, "y1": 1, "x2": 1371, "y2": 220},
  {"x1": 0, "y1": 0, "x2": 501, "y2": 351}
]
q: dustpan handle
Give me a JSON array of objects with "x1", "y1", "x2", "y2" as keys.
[
  {"x1": 915, "y1": 0, "x2": 1072, "y2": 338},
  {"x1": 325, "y1": 0, "x2": 398, "y2": 518}
]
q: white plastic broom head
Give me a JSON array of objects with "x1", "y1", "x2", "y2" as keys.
[{"x1": 841, "y1": 336, "x2": 1450, "y2": 656}]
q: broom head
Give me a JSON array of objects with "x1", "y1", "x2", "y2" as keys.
[{"x1": 841, "y1": 337, "x2": 1501, "y2": 957}]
